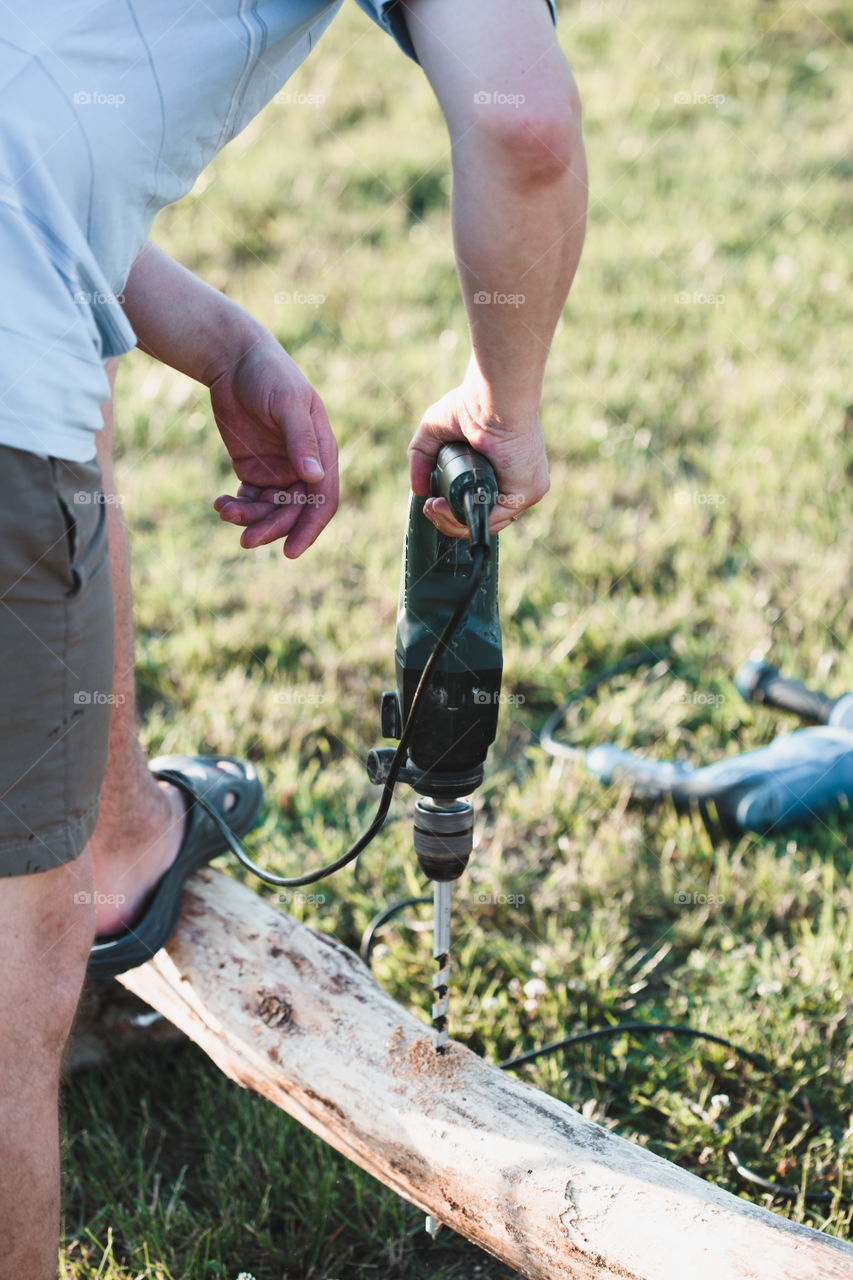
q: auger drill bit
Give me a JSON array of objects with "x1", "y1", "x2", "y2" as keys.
[
  {"x1": 413, "y1": 797, "x2": 474, "y2": 1052},
  {"x1": 431, "y1": 881, "x2": 452, "y2": 1050}
]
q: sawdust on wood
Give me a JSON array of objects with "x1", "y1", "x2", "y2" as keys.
[
  {"x1": 385, "y1": 1025, "x2": 405, "y2": 1055},
  {"x1": 406, "y1": 1034, "x2": 463, "y2": 1078}
]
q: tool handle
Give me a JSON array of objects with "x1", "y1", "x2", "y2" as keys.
[
  {"x1": 431, "y1": 443, "x2": 498, "y2": 547},
  {"x1": 735, "y1": 660, "x2": 835, "y2": 724}
]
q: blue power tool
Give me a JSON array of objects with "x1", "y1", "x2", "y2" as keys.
[{"x1": 543, "y1": 658, "x2": 853, "y2": 836}]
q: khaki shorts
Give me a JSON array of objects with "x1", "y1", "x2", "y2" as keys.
[{"x1": 0, "y1": 445, "x2": 114, "y2": 876}]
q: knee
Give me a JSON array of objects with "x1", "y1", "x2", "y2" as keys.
[{"x1": 0, "y1": 853, "x2": 95, "y2": 1076}]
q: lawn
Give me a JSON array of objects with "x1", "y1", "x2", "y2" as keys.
[{"x1": 61, "y1": 0, "x2": 852, "y2": 1275}]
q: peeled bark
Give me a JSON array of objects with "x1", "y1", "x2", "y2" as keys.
[{"x1": 118, "y1": 868, "x2": 853, "y2": 1280}]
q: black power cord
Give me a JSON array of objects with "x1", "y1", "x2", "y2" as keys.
[
  {"x1": 359, "y1": 897, "x2": 850, "y2": 1207},
  {"x1": 183, "y1": 611, "x2": 849, "y2": 1210},
  {"x1": 501, "y1": 1022, "x2": 849, "y2": 1206},
  {"x1": 170, "y1": 546, "x2": 489, "y2": 888},
  {"x1": 539, "y1": 649, "x2": 674, "y2": 762}
]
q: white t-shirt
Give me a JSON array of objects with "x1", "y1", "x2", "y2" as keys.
[{"x1": 0, "y1": 0, "x2": 415, "y2": 461}]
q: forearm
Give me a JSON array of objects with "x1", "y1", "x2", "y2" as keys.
[
  {"x1": 403, "y1": 0, "x2": 587, "y2": 424},
  {"x1": 452, "y1": 115, "x2": 586, "y2": 421},
  {"x1": 120, "y1": 241, "x2": 273, "y2": 386}
]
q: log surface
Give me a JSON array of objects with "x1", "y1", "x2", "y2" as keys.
[{"x1": 119, "y1": 868, "x2": 853, "y2": 1280}]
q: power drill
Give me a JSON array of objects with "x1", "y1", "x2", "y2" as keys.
[
  {"x1": 735, "y1": 659, "x2": 853, "y2": 731},
  {"x1": 549, "y1": 656, "x2": 853, "y2": 836},
  {"x1": 368, "y1": 442, "x2": 502, "y2": 1048}
]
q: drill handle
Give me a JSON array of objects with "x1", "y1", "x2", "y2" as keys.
[
  {"x1": 431, "y1": 442, "x2": 498, "y2": 548},
  {"x1": 735, "y1": 660, "x2": 835, "y2": 725}
]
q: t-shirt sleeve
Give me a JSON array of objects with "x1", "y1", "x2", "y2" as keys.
[{"x1": 351, "y1": 1, "x2": 559, "y2": 65}]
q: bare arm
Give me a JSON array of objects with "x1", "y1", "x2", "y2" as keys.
[
  {"x1": 402, "y1": 0, "x2": 587, "y2": 533},
  {"x1": 120, "y1": 242, "x2": 338, "y2": 558}
]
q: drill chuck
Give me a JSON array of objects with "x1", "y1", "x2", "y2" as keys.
[{"x1": 413, "y1": 796, "x2": 474, "y2": 882}]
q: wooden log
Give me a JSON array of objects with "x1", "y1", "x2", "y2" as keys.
[
  {"x1": 119, "y1": 868, "x2": 853, "y2": 1280},
  {"x1": 66, "y1": 982, "x2": 185, "y2": 1074}
]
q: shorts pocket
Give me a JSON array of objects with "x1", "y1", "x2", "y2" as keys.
[{"x1": 50, "y1": 457, "x2": 109, "y2": 598}]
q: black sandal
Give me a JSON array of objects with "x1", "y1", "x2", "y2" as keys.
[{"x1": 86, "y1": 754, "x2": 263, "y2": 980}]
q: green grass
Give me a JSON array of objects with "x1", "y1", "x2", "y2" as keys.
[{"x1": 62, "y1": 0, "x2": 852, "y2": 1275}]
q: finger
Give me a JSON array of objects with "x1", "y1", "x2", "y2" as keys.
[
  {"x1": 407, "y1": 424, "x2": 461, "y2": 496},
  {"x1": 422, "y1": 496, "x2": 469, "y2": 539},
  {"x1": 238, "y1": 502, "x2": 303, "y2": 548},
  {"x1": 424, "y1": 496, "x2": 524, "y2": 539},
  {"x1": 269, "y1": 388, "x2": 325, "y2": 484},
  {"x1": 490, "y1": 497, "x2": 527, "y2": 533},
  {"x1": 215, "y1": 495, "x2": 283, "y2": 526},
  {"x1": 214, "y1": 481, "x2": 264, "y2": 514},
  {"x1": 283, "y1": 409, "x2": 340, "y2": 559}
]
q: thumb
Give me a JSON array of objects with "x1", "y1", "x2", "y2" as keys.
[{"x1": 270, "y1": 388, "x2": 324, "y2": 483}]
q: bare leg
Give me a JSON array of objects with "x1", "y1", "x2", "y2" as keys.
[
  {"x1": 89, "y1": 361, "x2": 186, "y2": 935},
  {"x1": 0, "y1": 853, "x2": 95, "y2": 1280}
]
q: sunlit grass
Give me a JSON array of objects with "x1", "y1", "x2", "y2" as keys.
[{"x1": 62, "y1": 1, "x2": 852, "y2": 1275}]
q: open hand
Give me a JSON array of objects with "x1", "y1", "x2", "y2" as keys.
[{"x1": 210, "y1": 340, "x2": 338, "y2": 559}]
